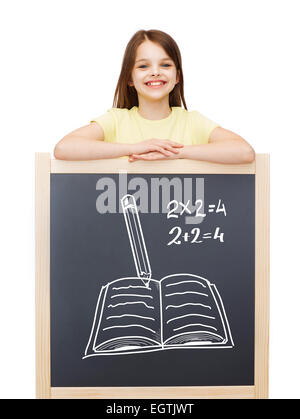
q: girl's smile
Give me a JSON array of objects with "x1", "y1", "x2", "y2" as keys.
[{"x1": 145, "y1": 80, "x2": 168, "y2": 88}]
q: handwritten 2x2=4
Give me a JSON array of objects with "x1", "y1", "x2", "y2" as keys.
[{"x1": 167, "y1": 199, "x2": 227, "y2": 218}]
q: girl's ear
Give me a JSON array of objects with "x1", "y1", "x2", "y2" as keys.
[
  {"x1": 128, "y1": 80, "x2": 134, "y2": 87},
  {"x1": 176, "y1": 70, "x2": 180, "y2": 84}
]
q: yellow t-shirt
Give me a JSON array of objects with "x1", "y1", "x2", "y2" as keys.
[{"x1": 91, "y1": 106, "x2": 219, "y2": 146}]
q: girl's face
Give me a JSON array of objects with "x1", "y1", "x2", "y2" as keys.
[{"x1": 129, "y1": 40, "x2": 179, "y2": 104}]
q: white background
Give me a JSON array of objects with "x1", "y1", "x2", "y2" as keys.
[{"x1": 0, "y1": 0, "x2": 299, "y2": 399}]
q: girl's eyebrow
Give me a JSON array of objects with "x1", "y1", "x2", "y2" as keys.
[{"x1": 135, "y1": 57, "x2": 172, "y2": 63}]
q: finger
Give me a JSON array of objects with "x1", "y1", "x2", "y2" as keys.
[
  {"x1": 148, "y1": 154, "x2": 166, "y2": 160},
  {"x1": 132, "y1": 154, "x2": 145, "y2": 158},
  {"x1": 131, "y1": 154, "x2": 148, "y2": 161},
  {"x1": 153, "y1": 143, "x2": 178, "y2": 153},
  {"x1": 164, "y1": 140, "x2": 184, "y2": 147},
  {"x1": 133, "y1": 155, "x2": 149, "y2": 160},
  {"x1": 153, "y1": 146, "x2": 172, "y2": 156},
  {"x1": 163, "y1": 145, "x2": 181, "y2": 153},
  {"x1": 141, "y1": 155, "x2": 159, "y2": 160},
  {"x1": 143, "y1": 153, "x2": 167, "y2": 160},
  {"x1": 134, "y1": 152, "x2": 157, "y2": 160},
  {"x1": 168, "y1": 143, "x2": 184, "y2": 148},
  {"x1": 156, "y1": 142, "x2": 183, "y2": 151}
]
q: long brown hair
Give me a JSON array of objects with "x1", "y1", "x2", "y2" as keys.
[{"x1": 113, "y1": 29, "x2": 187, "y2": 110}]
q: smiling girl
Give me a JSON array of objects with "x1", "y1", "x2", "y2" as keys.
[{"x1": 54, "y1": 29, "x2": 255, "y2": 164}]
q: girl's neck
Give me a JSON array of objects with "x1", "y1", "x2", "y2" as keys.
[{"x1": 137, "y1": 97, "x2": 172, "y2": 121}]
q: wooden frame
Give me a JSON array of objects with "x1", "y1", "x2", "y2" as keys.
[{"x1": 35, "y1": 153, "x2": 269, "y2": 399}]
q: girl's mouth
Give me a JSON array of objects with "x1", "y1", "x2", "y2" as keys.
[{"x1": 145, "y1": 81, "x2": 167, "y2": 89}]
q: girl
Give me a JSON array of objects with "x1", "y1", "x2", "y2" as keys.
[{"x1": 54, "y1": 29, "x2": 255, "y2": 164}]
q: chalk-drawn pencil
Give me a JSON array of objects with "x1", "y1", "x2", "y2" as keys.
[{"x1": 121, "y1": 194, "x2": 152, "y2": 287}]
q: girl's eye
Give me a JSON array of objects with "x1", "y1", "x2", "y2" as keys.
[{"x1": 138, "y1": 64, "x2": 172, "y2": 69}]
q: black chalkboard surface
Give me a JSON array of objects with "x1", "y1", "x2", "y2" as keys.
[{"x1": 50, "y1": 173, "x2": 255, "y2": 387}]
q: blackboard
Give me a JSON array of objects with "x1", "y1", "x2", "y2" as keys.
[{"x1": 50, "y1": 172, "x2": 255, "y2": 388}]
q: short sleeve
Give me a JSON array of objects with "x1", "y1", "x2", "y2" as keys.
[
  {"x1": 90, "y1": 110, "x2": 116, "y2": 142},
  {"x1": 190, "y1": 111, "x2": 220, "y2": 144}
]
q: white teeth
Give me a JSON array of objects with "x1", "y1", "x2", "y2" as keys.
[{"x1": 147, "y1": 82, "x2": 164, "y2": 86}]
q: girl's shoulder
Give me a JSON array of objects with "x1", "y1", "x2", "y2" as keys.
[
  {"x1": 105, "y1": 107, "x2": 138, "y2": 122},
  {"x1": 105, "y1": 107, "x2": 130, "y2": 117}
]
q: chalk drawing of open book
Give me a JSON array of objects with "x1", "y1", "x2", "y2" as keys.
[{"x1": 83, "y1": 194, "x2": 234, "y2": 358}]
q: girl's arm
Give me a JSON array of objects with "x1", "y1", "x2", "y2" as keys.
[
  {"x1": 54, "y1": 123, "x2": 132, "y2": 160},
  {"x1": 54, "y1": 123, "x2": 182, "y2": 161},
  {"x1": 180, "y1": 127, "x2": 255, "y2": 164},
  {"x1": 129, "y1": 127, "x2": 255, "y2": 164}
]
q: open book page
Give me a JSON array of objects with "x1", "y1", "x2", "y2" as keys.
[
  {"x1": 160, "y1": 274, "x2": 231, "y2": 347},
  {"x1": 84, "y1": 277, "x2": 162, "y2": 356}
]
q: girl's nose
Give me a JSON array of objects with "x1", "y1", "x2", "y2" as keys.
[{"x1": 151, "y1": 67, "x2": 160, "y2": 76}]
